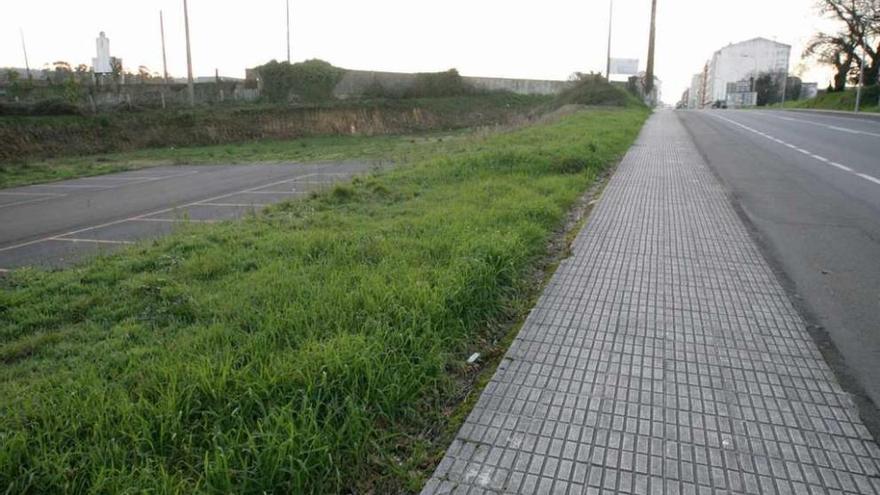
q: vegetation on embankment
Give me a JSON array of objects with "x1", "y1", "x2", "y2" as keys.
[
  {"x1": 774, "y1": 85, "x2": 880, "y2": 113},
  {"x1": 0, "y1": 93, "x2": 550, "y2": 164},
  {"x1": 0, "y1": 106, "x2": 650, "y2": 493}
]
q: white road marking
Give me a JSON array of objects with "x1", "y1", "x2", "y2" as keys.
[
  {"x1": 132, "y1": 217, "x2": 216, "y2": 223},
  {"x1": 766, "y1": 113, "x2": 880, "y2": 138},
  {"x1": 34, "y1": 184, "x2": 110, "y2": 189},
  {"x1": 713, "y1": 114, "x2": 880, "y2": 188},
  {"x1": 0, "y1": 195, "x2": 62, "y2": 209},
  {"x1": 0, "y1": 171, "x2": 346, "y2": 254},
  {"x1": 0, "y1": 191, "x2": 63, "y2": 196},
  {"x1": 196, "y1": 203, "x2": 267, "y2": 207},
  {"x1": 856, "y1": 173, "x2": 880, "y2": 185},
  {"x1": 51, "y1": 237, "x2": 134, "y2": 245}
]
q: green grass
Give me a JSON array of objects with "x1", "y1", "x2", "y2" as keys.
[
  {"x1": 0, "y1": 107, "x2": 649, "y2": 493},
  {"x1": 773, "y1": 85, "x2": 880, "y2": 113}
]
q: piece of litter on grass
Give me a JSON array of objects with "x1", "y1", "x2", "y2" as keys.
[{"x1": 467, "y1": 353, "x2": 480, "y2": 364}]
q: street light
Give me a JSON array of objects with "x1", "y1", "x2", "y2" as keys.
[{"x1": 605, "y1": 0, "x2": 614, "y2": 80}]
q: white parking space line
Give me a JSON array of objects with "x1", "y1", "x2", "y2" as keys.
[
  {"x1": 34, "y1": 184, "x2": 111, "y2": 189},
  {"x1": 242, "y1": 190, "x2": 304, "y2": 195},
  {"x1": 197, "y1": 202, "x2": 268, "y2": 207},
  {"x1": 0, "y1": 171, "x2": 349, "y2": 254},
  {"x1": 713, "y1": 114, "x2": 880, "y2": 188},
  {"x1": 766, "y1": 113, "x2": 880, "y2": 138},
  {"x1": 51, "y1": 237, "x2": 134, "y2": 245},
  {"x1": 0, "y1": 195, "x2": 61, "y2": 209},
  {"x1": 0, "y1": 191, "x2": 64, "y2": 196},
  {"x1": 132, "y1": 217, "x2": 216, "y2": 223}
]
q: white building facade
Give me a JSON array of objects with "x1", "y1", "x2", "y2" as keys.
[{"x1": 705, "y1": 38, "x2": 790, "y2": 106}]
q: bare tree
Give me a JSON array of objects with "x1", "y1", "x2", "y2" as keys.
[{"x1": 804, "y1": 0, "x2": 879, "y2": 90}]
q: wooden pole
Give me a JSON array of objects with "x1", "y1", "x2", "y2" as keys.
[
  {"x1": 160, "y1": 10, "x2": 169, "y2": 81},
  {"x1": 184, "y1": 0, "x2": 195, "y2": 107}
]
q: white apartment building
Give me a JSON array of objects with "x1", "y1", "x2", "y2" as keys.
[
  {"x1": 688, "y1": 72, "x2": 704, "y2": 109},
  {"x1": 704, "y1": 37, "x2": 790, "y2": 105}
]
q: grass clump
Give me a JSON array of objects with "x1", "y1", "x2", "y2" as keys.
[
  {"x1": 0, "y1": 107, "x2": 649, "y2": 493},
  {"x1": 554, "y1": 73, "x2": 644, "y2": 108}
]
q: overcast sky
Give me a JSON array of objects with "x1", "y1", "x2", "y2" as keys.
[{"x1": 1, "y1": 0, "x2": 836, "y2": 101}]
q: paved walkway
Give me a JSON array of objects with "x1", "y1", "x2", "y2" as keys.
[{"x1": 422, "y1": 111, "x2": 880, "y2": 494}]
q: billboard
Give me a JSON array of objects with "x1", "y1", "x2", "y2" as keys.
[{"x1": 609, "y1": 58, "x2": 639, "y2": 75}]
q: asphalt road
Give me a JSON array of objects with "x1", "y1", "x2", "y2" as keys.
[
  {"x1": 679, "y1": 109, "x2": 880, "y2": 411},
  {"x1": 0, "y1": 162, "x2": 371, "y2": 270}
]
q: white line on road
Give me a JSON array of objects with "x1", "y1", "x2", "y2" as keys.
[
  {"x1": 856, "y1": 173, "x2": 880, "y2": 185},
  {"x1": 0, "y1": 172, "x2": 343, "y2": 254},
  {"x1": 51, "y1": 237, "x2": 135, "y2": 245},
  {"x1": 765, "y1": 113, "x2": 880, "y2": 138},
  {"x1": 0, "y1": 191, "x2": 64, "y2": 196},
  {"x1": 132, "y1": 217, "x2": 216, "y2": 223},
  {"x1": 196, "y1": 203, "x2": 268, "y2": 207},
  {"x1": 0, "y1": 195, "x2": 63, "y2": 209},
  {"x1": 713, "y1": 114, "x2": 880, "y2": 187}
]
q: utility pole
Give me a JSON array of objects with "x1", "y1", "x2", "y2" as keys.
[
  {"x1": 605, "y1": 0, "x2": 614, "y2": 80},
  {"x1": 19, "y1": 28, "x2": 31, "y2": 80},
  {"x1": 644, "y1": 0, "x2": 657, "y2": 96},
  {"x1": 160, "y1": 10, "x2": 169, "y2": 81},
  {"x1": 286, "y1": 0, "x2": 291, "y2": 63},
  {"x1": 855, "y1": 17, "x2": 869, "y2": 113},
  {"x1": 183, "y1": 0, "x2": 195, "y2": 107}
]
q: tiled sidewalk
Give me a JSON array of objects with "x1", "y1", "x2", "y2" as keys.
[{"x1": 422, "y1": 111, "x2": 880, "y2": 494}]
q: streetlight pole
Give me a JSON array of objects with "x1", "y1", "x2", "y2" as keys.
[
  {"x1": 605, "y1": 0, "x2": 614, "y2": 80},
  {"x1": 644, "y1": 0, "x2": 657, "y2": 96},
  {"x1": 183, "y1": 0, "x2": 195, "y2": 107},
  {"x1": 19, "y1": 28, "x2": 31, "y2": 80},
  {"x1": 286, "y1": 0, "x2": 291, "y2": 63},
  {"x1": 160, "y1": 10, "x2": 169, "y2": 81}
]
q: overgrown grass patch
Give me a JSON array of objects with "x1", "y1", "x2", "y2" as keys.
[{"x1": 0, "y1": 107, "x2": 649, "y2": 493}]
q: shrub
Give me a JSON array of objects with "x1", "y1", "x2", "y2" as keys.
[
  {"x1": 555, "y1": 73, "x2": 640, "y2": 107},
  {"x1": 405, "y1": 69, "x2": 475, "y2": 98},
  {"x1": 255, "y1": 59, "x2": 345, "y2": 103}
]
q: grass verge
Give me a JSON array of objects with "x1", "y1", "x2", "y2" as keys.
[
  {"x1": 0, "y1": 106, "x2": 649, "y2": 493},
  {"x1": 773, "y1": 85, "x2": 880, "y2": 113}
]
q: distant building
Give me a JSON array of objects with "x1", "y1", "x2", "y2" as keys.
[
  {"x1": 705, "y1": 37, "x2": 790, "y2": 106},
  {"x1": 688, "y1": 72, "x2": 704, "y2": 109},
  {"x1": 93, "y1": 32, "x2": 112, "y2": 74},
  {"x1": 800, "y1": 82, "x2": 819, "y2": 100}
]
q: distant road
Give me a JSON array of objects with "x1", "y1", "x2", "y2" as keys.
[{"x1": 680, "y1": 109, "x2": 880, "y2": 408}]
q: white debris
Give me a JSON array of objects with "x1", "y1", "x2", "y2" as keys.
[{"x1": 467, "y1": 353, "x2": 480, "y2": 364}]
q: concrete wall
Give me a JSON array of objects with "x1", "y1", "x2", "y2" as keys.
[{"x1": 333, "y1": 70, "x2": 570, "y2": 98}]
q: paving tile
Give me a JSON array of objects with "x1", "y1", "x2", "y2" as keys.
[{"x1": 422, "y1": 111, "x2": 880, "y2": 494}]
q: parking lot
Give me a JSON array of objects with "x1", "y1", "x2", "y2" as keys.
[{"x1": 0, "y1": 162, "x2": 372, "y2": 270}]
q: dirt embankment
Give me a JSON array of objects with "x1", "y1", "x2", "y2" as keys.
[{"x1": 0, "y1": 96, "x2": 545, "y2": 162}]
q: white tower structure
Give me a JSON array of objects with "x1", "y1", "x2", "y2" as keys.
[{"x1": 93, "y1": 32, "x2": 112, "y2": 74}]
